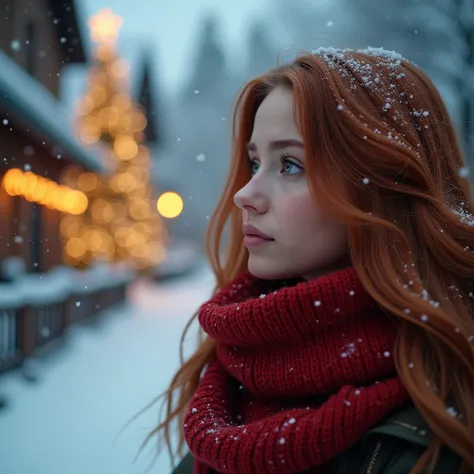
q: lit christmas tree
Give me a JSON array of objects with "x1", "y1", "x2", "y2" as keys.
[{"x1": 60, "y1": 8, "x2": 167, "y2": 272}]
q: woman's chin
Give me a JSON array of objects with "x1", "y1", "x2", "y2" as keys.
[{"x1": 247, "y1": 259, "x2": 299, "y2": 281}]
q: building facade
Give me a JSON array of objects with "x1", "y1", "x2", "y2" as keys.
[{"x1": 0, "y1": 0, "x2": 131, "y2": 376}]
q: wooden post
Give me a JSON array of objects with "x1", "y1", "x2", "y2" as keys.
[
  {"x1": 60, "y1": 298, "x2": 71, "y2": 333},
  {"x1": 18, "y1": 305, "x2": 36, "y2": 359}
]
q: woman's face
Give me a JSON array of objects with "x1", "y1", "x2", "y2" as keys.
[{"x1": 233, "y1": 86, "x2": 350, "y2": 281}]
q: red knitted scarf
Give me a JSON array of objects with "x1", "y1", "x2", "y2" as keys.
[{"x1": 183, "y1": 267, "x2": 409, "y2": 474}]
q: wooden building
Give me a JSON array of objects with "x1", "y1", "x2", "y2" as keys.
[
  {"x1": 0, "y1": 0, "x2": 112, "y2": 273},
  {"x1": 0, "y1": 0, "x2": 132, "y2": 376}
]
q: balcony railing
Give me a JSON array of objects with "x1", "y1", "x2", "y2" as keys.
[{"x1": 0, "y1": 263, "x2": 133, "y2": 374}]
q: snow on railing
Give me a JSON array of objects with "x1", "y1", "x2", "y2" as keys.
[
  {"x1": 0, "y1": 263, "x2": 135, "y2": 374},
  {"x1": 0, "y1": 262, "x2": 135, "y2": 308}
]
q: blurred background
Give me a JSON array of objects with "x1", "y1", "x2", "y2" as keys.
[{"x1": 0, "y1": 0, "x2": 472, "y2": 473}]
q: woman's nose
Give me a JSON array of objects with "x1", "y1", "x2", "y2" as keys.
[{"x1": 233, "y1": 181, "x2": 269, "y2": 213}]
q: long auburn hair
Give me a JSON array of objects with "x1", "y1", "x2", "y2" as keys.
[{"x1": 142, "y1": 49, "x2": 474, "y2": 473}]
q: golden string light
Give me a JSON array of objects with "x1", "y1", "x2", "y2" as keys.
[{"x1": 2, "y1": 169, "x2": 88, "y2": 215}]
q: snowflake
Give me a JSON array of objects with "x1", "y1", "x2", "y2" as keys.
[
  {"x1": 452, "y1": 204, "x2": 474, "y2": 226},
  {"x1": 10, "y1": 40, "x2": 21, "y2": 52},
  {"x1": 446, "y1": 406, "x2": 458, "y2": 418}
]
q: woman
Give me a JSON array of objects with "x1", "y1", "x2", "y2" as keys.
[{"x1": 145, "y1": 47, "x2": 474, "y2": 473}]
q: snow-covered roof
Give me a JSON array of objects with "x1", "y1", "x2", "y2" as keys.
[{"x1": 0, "y1": 50, "x2": 113, "y2": 174}]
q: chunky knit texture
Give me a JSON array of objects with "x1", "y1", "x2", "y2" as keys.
[{"x1": 183, "y1": 267, "x2": 409, "y2": 474}]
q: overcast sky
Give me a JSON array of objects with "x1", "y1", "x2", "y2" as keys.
[{"x1": 74, "y1": 0, "x2": 283, "y2": 95}]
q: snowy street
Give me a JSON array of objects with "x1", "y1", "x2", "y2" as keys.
[{"x1": 0, "y1": 264, "x2": 215, "y2": 474}]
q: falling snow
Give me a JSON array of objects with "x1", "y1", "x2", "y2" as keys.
[
  {"x1": 10, "y1": 40, "x2": 20, "y2": 52},
  {"x1": 446, "y1": 406, "x2": 458, "y2": 418},
  {"x1": 459, "y1": 167, "x2": 469, "y2": 178},
  {"x1": 341, "y1": 342, "x2": 357, "y2": 358},
  {"x1": 452, "y1": 203, "x2": 474, "y2": 226}
]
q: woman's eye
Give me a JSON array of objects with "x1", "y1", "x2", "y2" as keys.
[
  {"x1": 247, "y1": 157, "x2": 303, "y2": 176},
  {"x1": 280, "y1": 156, "x2": 303, "y2": 175},
  {"x1": 248, "y1": 159, "x2": 259, "y2": 175}
]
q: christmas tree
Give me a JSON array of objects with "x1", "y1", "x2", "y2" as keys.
[
  {"x1": 246, "y1": 20, "x2": 275, "y2": 79},
  {"x1": 60, "y1": 8, "x2": 167, "y2": 271}
]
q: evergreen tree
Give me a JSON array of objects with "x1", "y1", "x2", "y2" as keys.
[
  {"x1": 247, "y1": 20, "x2": 276, "y2": 78},
  {"x1": 185, "y1": 14, "x2": 226, "y2": 101},
  {"x1": 344, "y1": 0, "x2": 474, "y2": 156},
  {"x1": 60, "y1": 9, "x2": 167, "y2": 271},
  {"x1": 274, "y1": 0, "x2": 474, "y2": 157}
]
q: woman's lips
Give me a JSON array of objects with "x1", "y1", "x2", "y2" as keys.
[{"x1": 243, "y1": 235, "x2": 275, "y2": 247}]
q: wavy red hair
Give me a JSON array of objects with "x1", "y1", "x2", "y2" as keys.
[{"x1": 141, "y1": 49, "x2": 474, "y2": 473}]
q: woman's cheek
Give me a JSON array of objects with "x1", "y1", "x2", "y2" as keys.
[{"x1": 278, "y1": 192, "x2": 322, "y2": 228}]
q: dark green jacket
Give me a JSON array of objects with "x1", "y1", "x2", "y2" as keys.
[{"x1": 170, "y1": 404, "x2": 460, "y2": 474}]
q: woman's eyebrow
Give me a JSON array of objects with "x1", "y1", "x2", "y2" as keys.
[{"x1": 246, "y1": 139, "x2": 304, "y2": 152}]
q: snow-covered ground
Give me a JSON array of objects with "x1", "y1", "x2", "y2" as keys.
[{"x1": 0, "y1": 263, "x2": 216, "y2": 474}]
